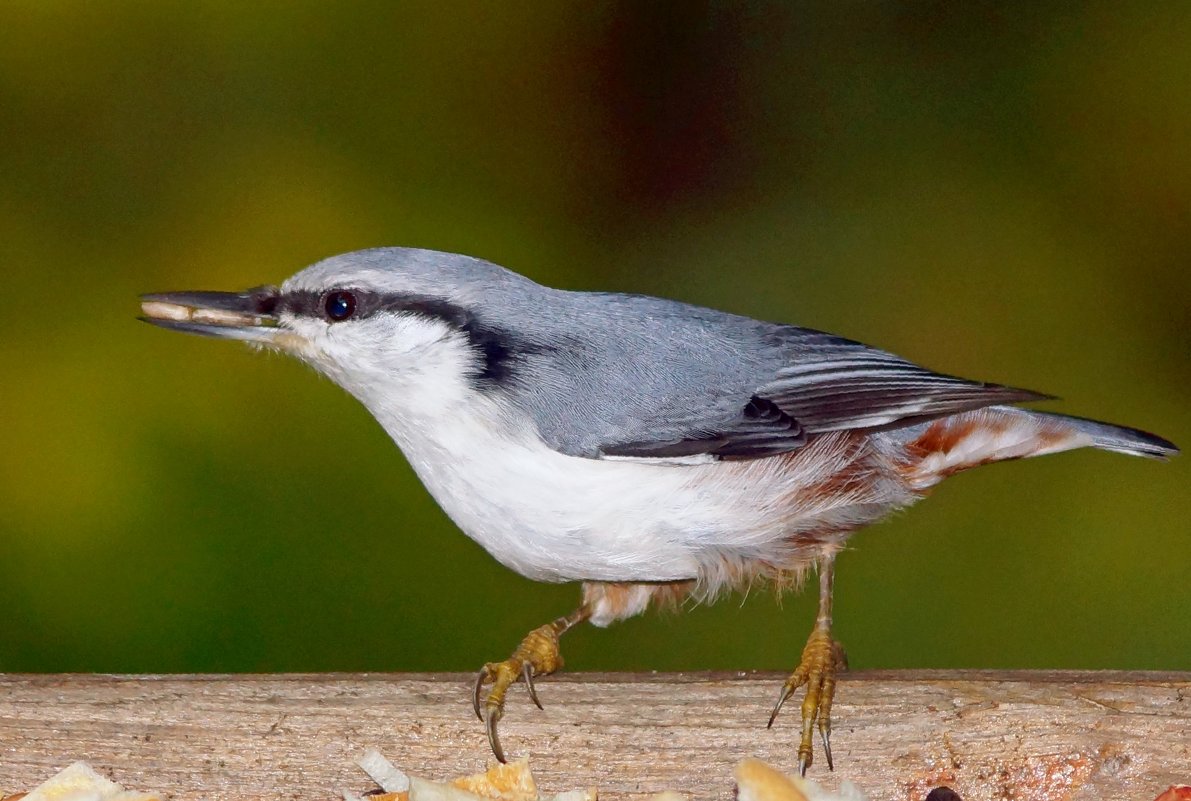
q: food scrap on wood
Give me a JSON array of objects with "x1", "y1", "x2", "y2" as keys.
[
  {"x1": 4, "y1": 756, "x2": 1187, "y2": 801},
  {"x1": 346, "y1": 751, "x2": 870, "y2": 801}
]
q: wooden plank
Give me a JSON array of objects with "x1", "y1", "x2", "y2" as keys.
[{"x1": 1, "y1": 672, "x2": 1187, "y2": 800}]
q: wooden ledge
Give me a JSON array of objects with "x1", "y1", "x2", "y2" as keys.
[{"x1": 2, "y1": 671, "x2": 1188, "y2": 800}]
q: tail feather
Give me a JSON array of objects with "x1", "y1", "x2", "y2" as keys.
[
  {"x1": 896, "y1": 404, "x2": 1177, "y2": 490},
  {"x1": 1028, "y1": 410, "x2": 1178, "y2": 459}
]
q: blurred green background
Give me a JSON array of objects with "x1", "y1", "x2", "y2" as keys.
[{"x1": 0, "y1": 3, "x2": 1186, "y2": 676}]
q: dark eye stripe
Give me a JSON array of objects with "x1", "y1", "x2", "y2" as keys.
[
  {"x1": 281, "y1": 289, "x2": 467, "y2": 324},
  {"x1": 277, "y1": 289, "x2": 533, "y2": 389}
]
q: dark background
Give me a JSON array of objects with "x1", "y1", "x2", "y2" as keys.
[{"x1": 1, "y1": 3, "x2": 1187, "y2": 675}]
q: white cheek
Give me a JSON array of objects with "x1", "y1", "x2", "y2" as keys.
[{"x1": 281, "y1": 314, "x2": 479, "y2": 421}]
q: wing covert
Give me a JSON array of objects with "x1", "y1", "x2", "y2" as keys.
[{"x1": 600, "y1": 397, "x2": 806, "y2": 460}]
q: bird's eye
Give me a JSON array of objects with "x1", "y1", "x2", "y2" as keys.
[{"x1": 323, "y1": 290, "x2": 357, "y2": 322}]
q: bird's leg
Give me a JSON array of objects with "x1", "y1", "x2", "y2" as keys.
[
  {"x1": 767, "y1": 552, "x2": 848, "y2": 776},
  {"x1": 473, "y1": 604, "x2": 591, "y2": 763}
]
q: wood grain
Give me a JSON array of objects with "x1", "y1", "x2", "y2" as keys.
[{"x1": 1, "y1": 672, "x2": 1188, "y2": 800}]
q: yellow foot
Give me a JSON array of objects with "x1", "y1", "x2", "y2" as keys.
[
  {"x1": 767, "y1": 626, "x2": 848, "y2": 775},
  {"x1": 472, "y1": 617, "x2": 570, "y2": 763}
]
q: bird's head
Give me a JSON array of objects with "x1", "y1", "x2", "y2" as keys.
[{"x1": 141, "y1": 248, "x2": 535, "y2": 418}]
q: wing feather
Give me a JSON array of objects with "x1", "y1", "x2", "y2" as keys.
[
  {"x1": 601, "y1": 397, "x2": 806, "y2": 459},
  {"x1": 596, "y1": 327, "x2": 1049, "y2": 461},
  {"x1": 758, "y1": 355, "x2": 1049, "y2": 431}
]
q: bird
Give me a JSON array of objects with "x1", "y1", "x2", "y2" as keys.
[{"x1": 140, "y1": 247, "x2": 1177, "y2": 775}]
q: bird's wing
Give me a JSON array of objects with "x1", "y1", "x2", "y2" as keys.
[
  {"x1": 597, "y1": 328, "x2": 1048, "y2": 460},
  {"x1": 754, "y1": 343, "x2": 1048, "y2": 433},
  {"x1": 600, "y1": 396, "x2": 808, "y2": 459}
]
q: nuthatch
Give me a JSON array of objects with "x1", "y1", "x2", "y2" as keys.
[{"x1": 141, "y1": 247, "x2": 1177, "y2": 774}]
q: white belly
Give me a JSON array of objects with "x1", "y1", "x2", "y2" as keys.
[{"x1": 375, "y1": 401, "x2": 916, "y2": 584}]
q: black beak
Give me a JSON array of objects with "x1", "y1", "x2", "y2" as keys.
[{"x1": 139, "y1": 286, "x2": 282, "y2": 341}]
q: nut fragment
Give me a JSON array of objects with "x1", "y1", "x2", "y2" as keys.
[
  {"x1": 140, "y1": 300, "x2": 268, "y2": 328},
  {"x1": 1154, "y1": 788, "x2": 1191, "y2": 801},
  {"x1": 140, "y1": 300, "x2": 193, "y2": 322},
  {"x1": 449, "y1": 759, "x2": 538, "y2": 801},
  {"x1": 21, "y1": 761, "x2": 160, "y2": 801},
  {"x1": 736, "y1": 759, "x2": 809, "y2": 801},
  {"x1": 357, "y1": 749, "x2": 410, "y2": 794}
]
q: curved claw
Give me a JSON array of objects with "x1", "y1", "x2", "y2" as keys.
[
  {"x1": 522, "y1": 661, "x2": 544, "y2": 710},
  {"x1": 819, "y1": 721, "x2": 833, "y2": 771},
  {"x1": 485, "y1": 705, "x2": 507, "y2": 764},
  {"x1": 767, "y1": 669, "x2": 809, "y2": 729},
  {"x1": 767, "y1": 685, "x2": 792, "y2": 729},
  {"x1": 473, "y1": 667, "x2": 490, "y2": 721},
  {"x1": 798, "y1": 753, "x2": 811, "y2": 778}
]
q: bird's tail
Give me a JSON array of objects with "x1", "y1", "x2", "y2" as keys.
[{"x1": 896, "y1": 404, "x2": 1177, "y2": 490}]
